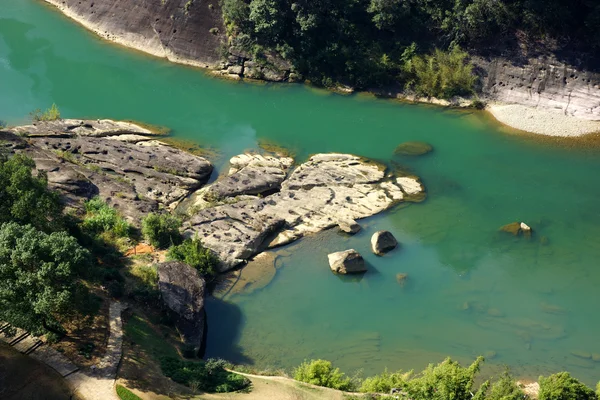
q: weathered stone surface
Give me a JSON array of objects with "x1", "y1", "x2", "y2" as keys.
[
  {"x1": 158, "y1": 261, "x2": 206, "y2": 356},
  {"x1": 185, "y1": 153, "x2": 415, "y2": 271},
  {"x1": 263, "y1": 68, "x2": 287, "y2": 82},
  {"x1": 500, "y1": 222, "x2": 533, "y2": 237},
  {"x1": 394, "y1": 141, "x2": 433, "y2": 156},
  {"x1": 338, "y1": 219, "x2": 361, "y2": 234},
  {"x1": 6, "y1": 120, "x2": 213, "y2": 223},
  {"x1": 10, "y1": 119, "x2": 155, "y2": 138},
  {"x1": 396, "y1": 177, "x2": 424, "y2": 196},
  {"x1": 328, "y1": 249, "x2": 366, "y2": 274},
  {"x1": 371, "y1": 230, "x2": 398, "y2": 255},
  {"x1": 227, "y1": 65, "x2": 243, "y2": 75},
  {"x1": 44, "y1": 0, "x2": 226, "y2": 68},
  {"x1": 476, "y1": 56, "x2": 600, "y2": 121},
  {"x1": 206, "y1": 153, "x2": 293, "y2": 198}
]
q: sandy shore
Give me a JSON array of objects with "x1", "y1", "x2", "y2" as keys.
[{"x1": 487, "y1": 104, "x2": 600, "y2": 137}]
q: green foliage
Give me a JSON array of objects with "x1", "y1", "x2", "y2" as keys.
[
  {"x1": 160, "y1": 357, "x2": 250, "y2": 393},
  {"x1": 124, "y1": 314, "x2": 180, "y2": 360},
  {"x1": 30, "y1": 103, "x2": 61, "y2": 122},
  {"x1": 488, "y1": 370, "x2": 525, "y2": 400},
  {"x1": 116, "y1": 385, "x2": 141, "y2": 400},
  {"x1": 82, "y1": 197, "x2": 131, "y2": 239},
  {"x1": 0, "y1": 154, "x2": 64, "y2": 232},
  {"x1": 0, "y1": 222, "x2": 92, "y2": 336},
  {"x1": 407, "y1": 46, "x2": 476, "y2": 99},
  {"x1": 360, "y1": 368, "x2": 409, "y2": 393},
  {"x1": 539, "y1": 372, "x2": 598, "y2": 400},
  {"x1": 404, "y1": 357, "x2": 489, "y2": 400},
  {"x1": 167, "y1": 238, "x2": 218, "y2": 277},
  {"x1": 141, "y1": 213, "x2": 182, "y2": 249},
  {"x1": 293, "y1": 359, "x2": 355, "y2": 391}
]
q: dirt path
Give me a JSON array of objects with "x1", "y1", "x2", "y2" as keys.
[{"x1": 66, "y1": 301, "x2": 127, "y2": 400}]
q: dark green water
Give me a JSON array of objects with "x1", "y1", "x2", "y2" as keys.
[{"x1": 2, "y1": 0, "x2": 600, "y2": 384}]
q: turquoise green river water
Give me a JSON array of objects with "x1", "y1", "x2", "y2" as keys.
[{"x1": 2, "y1": 0, "x2": 600, "y2": 385}]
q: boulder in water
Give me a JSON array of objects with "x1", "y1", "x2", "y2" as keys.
[
  {"x1": 396, "y1": 273, "x2": 408, "y2": 286},
  {"x1": 157, "y1": 261, "x2": 206, "y2": 357},
  {"x1": 338, "y1": 219, "x2": 361, "y2": 234},
  {"x1": 328, "y1": 249, "x2": 366, "y2": 274},
  {"x1": 371, "y1": 231, "x2": 398, "y2": 255},
  {"x1": 499, "y1": 222, "x2": 533, "y2": 237},
  {"x1": 394, "y1": 141, "x2": 433, "y2": 156}
]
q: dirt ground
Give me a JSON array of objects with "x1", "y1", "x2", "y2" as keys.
[{"x1": 0, "y1": 342, "x2": 76, "y2": 400}]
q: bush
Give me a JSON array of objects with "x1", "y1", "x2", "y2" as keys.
[
  {"x1": 160, "y1": 356, "x2": 250, "y2": 393},
  {"x1": 488, "y1": 370, "x2": 525, "y2": 400},
  {"x1": 539, "y1": 372, "x2": 597, "y2": 400},
  {"x1": 116, "y1": 384, "x2": 141, "y2": 400},
  {"x1": 82, "y1": 197, "x2": 131, "y2": 239},
  {"x1": 141, "y1": 213, "x2": 182, "y2": 249},
  {"x1": 167, "y1": 238, "x2": 218, "y2": 277},
  {"x1": 404, "y1": 357, "x2": 489, "y2": 400},
  {"x1": 360, "y1": 369, "x2": 409, "y2": 393},
  {"x1": 293, "y1": 359, "x2": 355, "y2": 391},
  {"x1": 406, "y1": 46, "x2": 476, "y2": 99},
  {"x1": 30, "y1": 103, "x2": 61, "y2": 122}
]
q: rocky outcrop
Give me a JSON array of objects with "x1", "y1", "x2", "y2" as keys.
[
  {"x1": 328, "y1": 249, "x2": 366, "y2": 274},
  {"x1": 157, "y1": 261, "x2": 206, "y2": 356},
  {"x1": 371, "y1": 231, "x2": 398, "y2": 255},
  {"x1": 185, "y1": 153, "x2": 424, "y2": 272},
  {"x1": 476, "y1": 56, "x2": 600, "y2": 120},
  {"x1": 44, "y1": 0, "x2": 225, "y2": 68},
  {"x1": 5, "y1": 120, "x2": 213, "y2": 222}
]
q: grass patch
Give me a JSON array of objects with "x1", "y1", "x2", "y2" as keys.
[
  {"x1": 116, "y1": 384, "x2": 141, "y2": 400},
  {"x1": 124, "y1": 314, "x2": 179, "y2": 360},
  {"x1": 30, "y1": 103, "x2": 61, "y2": 122}
]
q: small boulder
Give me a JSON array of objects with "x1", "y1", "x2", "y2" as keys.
[
  {"x1": 328, "y1": 249, "x2": 366, "y2": 274},
  {"x1": 158, "y1": 261, "x2": 206, "y2": 356},
  {"x1": 394, "y1": 141, "x2": 433, "y2": 156},
  {"x1": 338, "y1": 219, "x2": 361, "y2": 234},
  {"x1": 371, "y1": 231, "x2": 398, "y2": 255}
]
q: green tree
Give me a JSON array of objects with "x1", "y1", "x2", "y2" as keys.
[
  {"x1": 141, "y1": 213, "x2": 182, "y2": 249},
  {"x1": 539, "y1": 372, "x2": 597, "y2": 400},
  {"x1": 293, "y1": 359, "x2": 354, "y2": 391},
  {"x1": 0, "y1": 154, "x2": 63, "y2": 232},
  {"x1": 404, "y1": 357, "x2": 489, "y2": 400},
  {"x1": 488, "y1": 370, "x2": 525, "y2": 400},
  {"x1": 82, "y1": 197, "x2": 130, "y2": 239},
  {"x1": 0, "y1": 222, "x2": 91, "y2": 336},
  {"x1": 360, "y1": 368, "x2": 409, "y2": 393},
  {"x1": 166, "y1": 238, "x2": 218, "y2": 277}
]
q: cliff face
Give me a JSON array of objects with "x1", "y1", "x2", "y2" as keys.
[
  {"x1": 476, "y1": 57, "x2": 600, "y2": 120},
  {"x1": 45, "y1": 0, "x2": 225, "y2": 68}
]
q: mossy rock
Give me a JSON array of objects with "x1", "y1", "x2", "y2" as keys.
[
  {"x1": 396, "y1": 273, "x2": 408, "y2": 286},
  {"x1": 499, "y1": 222, "x2": 532, "y2": 237},
  {"x1": 394, "y1": 141, "x2": 433, "y2": 156}
]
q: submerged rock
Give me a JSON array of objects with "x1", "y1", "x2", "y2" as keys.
[
  {"x1": 371, "y1": 231, "x2": 398, "y2": 255},
  {"x1": 157, "y1": 261, "x2": 206, "y2": 357},
  {"x1": 500, "y1": 222, "x2": 533, "y2": 237},
  {"x1": 328, "y1": 249, "x2": 366, "y2": 274},
  {"x1": 394, "y1": 141, "x2": 433, "y2": 156},
  {"x1": 396, "y1": 273, "x2": 408, "y2": 286},
  {"x1": 338, "y1": 218, "x2": 361, "y2": 234}
]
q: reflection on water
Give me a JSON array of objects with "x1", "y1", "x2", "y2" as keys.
[{"x1": 2, "y1": 0, "x2": 600, "y2": 385}]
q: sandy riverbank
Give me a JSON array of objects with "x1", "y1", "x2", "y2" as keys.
[{"x1": 487, "y1": 104, "x2": 600, "y2": 137}]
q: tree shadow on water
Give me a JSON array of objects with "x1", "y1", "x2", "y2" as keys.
[{"x1": 203, "y1": 297, "x2": 253, "y2": 365}]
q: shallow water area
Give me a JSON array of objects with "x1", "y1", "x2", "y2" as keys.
[{"x1": 2, "y1": 0, "x2": 600, "y2": 384}]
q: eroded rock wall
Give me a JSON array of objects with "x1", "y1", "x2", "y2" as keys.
[
  {"x1": 476, "y1": 57, "x2": 600, "y2": 120},
  {"x1": 44, "y1": 0, "x2": 225, "y2": 68}
]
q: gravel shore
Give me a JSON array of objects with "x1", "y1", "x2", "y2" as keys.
[{"x1": 487, "y1": 104, "x2": 600, "y2": 137}]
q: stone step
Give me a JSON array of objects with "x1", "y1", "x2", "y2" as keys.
[
  {"x1": 24, "y1": 340, "x2": 44, "y2": 355},
  {"x1": 9, "y1": 331, "x2": 29, "y2": 346},
  {"x1": 13, "y1": 334, "x2": 42, "y2": 354}
]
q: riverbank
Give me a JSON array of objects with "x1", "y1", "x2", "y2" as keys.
[
  {"x1": 39, "y1": 0, "x2": 600, "y2": 140},
  {"x1": 487, "y1": 104, "x2": 600, "y2": 137}
]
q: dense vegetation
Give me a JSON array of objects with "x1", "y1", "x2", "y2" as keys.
[
  {"x1": 167, "y1": 237, "x2": 219, "y2": 277},
  {"x1": 222, "y1": 0, "x2": 600, "y2": 90},
  {"x1": 160, "y1": 357, "x2": 250, "y2": 393},
  {"x1": 294, "y1": 358, "x2": 600, "y2": 399},
  {"x1": 142, "y1": 213, "x2": 182, "y2": 249}
]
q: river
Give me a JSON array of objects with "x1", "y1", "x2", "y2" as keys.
[{"x1": 2, "y1": 0, "x2": 600, "y2": 385}]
